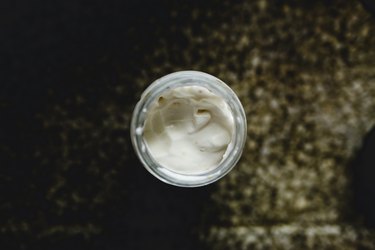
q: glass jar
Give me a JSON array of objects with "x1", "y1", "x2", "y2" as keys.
[{"x1": 130, "y1": 71, "x2": 247, "y2": 187}]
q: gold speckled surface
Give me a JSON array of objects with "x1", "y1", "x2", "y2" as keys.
[{"x1": 136, "y1": 0, "x2": 375, "y2": 248}]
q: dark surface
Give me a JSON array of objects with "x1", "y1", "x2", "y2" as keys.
[
  {"x1": 1, "y1": 0, "x2": 219, "y2": 249},
  {"x1": 361, "y1": 0, "x2": 375, "y2": 15},
  {"x1": 353, "y1": 127, "x2": 375, "y2": 228}
]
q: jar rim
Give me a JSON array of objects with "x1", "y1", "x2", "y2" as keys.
[{"x1": 130, "y1": 71, "x2": 247, "y2": 187}]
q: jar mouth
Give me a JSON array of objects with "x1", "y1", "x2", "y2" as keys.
[{"x1": 130, "y1": 71, "x2": 247, "y2": 187}]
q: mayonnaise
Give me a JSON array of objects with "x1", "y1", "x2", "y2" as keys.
[{"x1": 143, "y1": 85, "x2": 235, "y2": 174}]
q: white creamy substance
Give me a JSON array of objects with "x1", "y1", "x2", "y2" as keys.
[{"x1": 143, "y1": 85, "x2": 235, "y2": 174}]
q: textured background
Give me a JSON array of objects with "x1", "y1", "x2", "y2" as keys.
[{"x1": 1, "y1": 0, "x2": 375, "y2": 249}]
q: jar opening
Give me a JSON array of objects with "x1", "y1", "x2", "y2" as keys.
[{"x1": 131, "y1": 71, "x2": 246, "y2": 187}]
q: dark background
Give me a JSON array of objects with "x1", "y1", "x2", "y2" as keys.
[{"x1": 1, "y1": 1, "x2": 224, "y2": 249}]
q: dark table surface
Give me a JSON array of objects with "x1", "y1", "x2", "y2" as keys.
[{"x1": 1, "y1": 0, "x2": 375, "y2": 249}]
